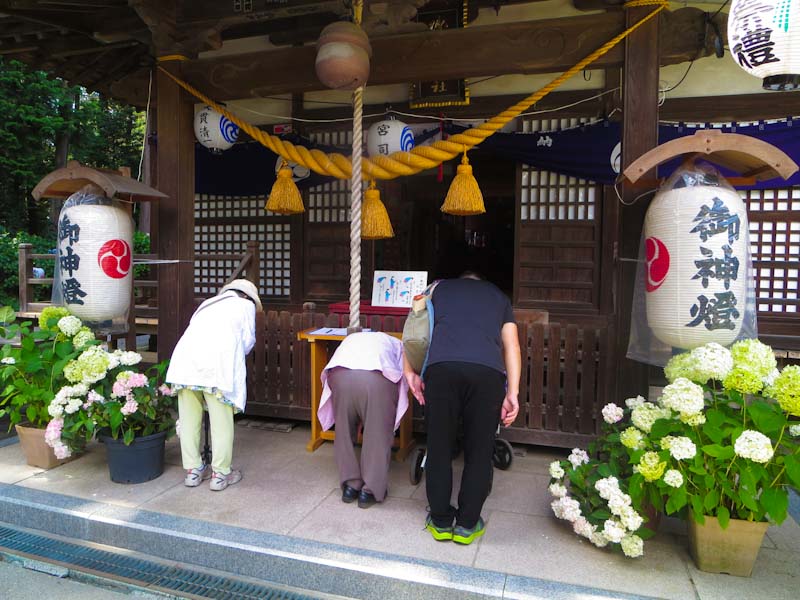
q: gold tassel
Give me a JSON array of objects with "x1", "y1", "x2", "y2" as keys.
[
  {"x1": 441, "y1": 149, "x2": 485, "y2": 216},
  {"x1": 266, "y1": 162, "x2": 305, "y2": 214},
  {"x1": 361, "y1": 181, "x2": 394, "y2": 240}
]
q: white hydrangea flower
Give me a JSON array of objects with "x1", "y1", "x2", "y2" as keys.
[
  {"x1": 106, "y1": 353, "x2": 120, "y2": 370},
  {"x1": 595, "y1": 476, "x2": 620, "y2": 500},
  {"x1": 620, "y1": 534, "x2": 644, "y2": 558},
  {"x1": 625, "y1": 395, "x2": 647, "y2": 409},
  {"x1": 660, "y1": 378, "x2": 705, "y2": 416},
  {"x1": 663, "y1": 469, "x2": 684, "y2": 488},
  {"x1": 567, "y1": 448, "x2": 590, "y2": 469},
  {"x1": 549, "y1": 461, "x2": 565, "y2": 479},
  {"x1": 631, "y1": 403, "x2": 672, "y2": 433},
  {"x1": 1, "y1": 357, "x2": 15, "y2": 365},
  {"x1": 688, "y1": 343, "x2": 733, "y2": 382},
  {"x1": 47, "y1": 402, "x2": 64, "y2": 418},
  {"x1": 607, "y1": 492, "x2": 632, "y2": 517},
  {"x1": 572, "y1": 516, "x2": 596, "y2": 539},
  {"x1": 602, "y1": 403, "x2": 624, "y2": 424},
  {"x1": 603, "y1": 519, "x2": 626, "y2": 544},
  {"x1": 620, "y1": 506, "x2": 644, "y2": 532},
  {"x1": 763, "y1": 368, "x2": 780, "y2": 389},
  {"x1": 64, "y1": 398, "x2": 82, "y2": 414},
  {"x1": 551, "y1": 496, "x2": 582, "y2": 522},
  {"x1": 548, "y1": 483, "x2": 568, "y2": 498},
  {"x1": 734, "y1": 430, "x2": 774, "y2": 463},
  {"x1": 661, "y1": 435, "x2": 697, "y2": 460},
  {"x1": 789, "y1": 424, "x2": 800, "y2": 437},
  {"x1": 117, "y1": 350, "x2": 142, "y2": 366},
  {"x1": 57, "y1": 315, "x2": 82, "y2": 337},
  {"x1": 590, "y1": 531, "x2": 609, "y2": 548}
]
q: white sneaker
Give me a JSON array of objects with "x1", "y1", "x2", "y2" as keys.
[
  {"x1": 210, "y1": 469, "x2": 242, "y2": 491},
  {"x1": 184, "y1": 464, "x2": 211, "y2": 487}
]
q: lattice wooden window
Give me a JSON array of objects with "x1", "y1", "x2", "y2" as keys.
[
  {"x1": 743, "y1": 188, "x2": 800, "y2": 315},
  {"x1": 519, "y1": 118, "x2": 599, "y2": 222},
  {"x1": 194, "y1": 194, "x2": 291, "y2": 298},
  {"x1": 307, "y1": 129, "x2": 353, "y2": 224}
]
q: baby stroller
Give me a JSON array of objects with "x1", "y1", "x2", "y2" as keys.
[{"x1": 408, "y1": 424, "x2": 514, "y2": 494}]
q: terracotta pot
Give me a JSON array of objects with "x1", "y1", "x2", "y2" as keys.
[
  {"x1": 688, "y1": 514, "x2": 769, "y2": 577},
  {"x1": 15, "y1": 424, "x2": 74, "y2": 469},
  {"x1": 641, "y1": 501, "x2": 662, "y2": 534}
]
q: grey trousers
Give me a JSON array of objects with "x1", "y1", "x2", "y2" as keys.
[{"x1": 328, "y1": 368, "x2": 399, "y2": 501}]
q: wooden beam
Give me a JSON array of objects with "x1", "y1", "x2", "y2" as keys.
[
  {"x1": 182, "y1": 9, "x2": 715, "y2": 99},
  {"x1": 660, "y1": 92, "x2": 800, "y2": 122}
]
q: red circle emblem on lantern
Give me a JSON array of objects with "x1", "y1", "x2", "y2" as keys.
[
  {"x1": 645, "y1": 237, "x2": 670, "y2": 292},
  {"x1": 97, "y1": 239, "x2": 131, "y2": 279}
]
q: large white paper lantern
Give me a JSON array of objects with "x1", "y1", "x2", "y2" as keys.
[
  {"x1": 367, "y1": 120, "x2": 415, "y2": 158},
  {"x1": 57, "y1": 201, "x2": 133, "y2": 325},
  {"x1": 729, "y1": 0, "x2": 800, "y2": 90},
  {"x1": 194, "y1": 105, "x2": 239, "y2": 152},
  {"x1": 644, "y1": 184, "x2": 749, "y2": 349}
]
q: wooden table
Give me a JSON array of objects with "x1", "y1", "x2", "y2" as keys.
[{"x1": 297, "y1": 328, "x2": 414, "y2": 461}]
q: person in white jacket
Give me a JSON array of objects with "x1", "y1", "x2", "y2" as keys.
[{"x1": 166, "y1": 279, "x2": 261, "y2": 491}]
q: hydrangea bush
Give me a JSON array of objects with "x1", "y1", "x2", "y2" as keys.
[
  {"x1": 626, "y1": 339, "x2": 800, "y2": 529},
  {"x1": 0, "y1": 306, "x2": 94, "y2": 431},
  {"x1": 46, "y1": 347, "x2": 177, "y2": 457}
]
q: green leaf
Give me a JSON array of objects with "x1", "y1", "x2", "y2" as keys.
[
  {"x1": 716, "y1": 505, "x2": 730, "y2": 529},
  {"x1": 739, "y1": 488, "x2": 759, "y2": 513},
  {"x1": 747, "y1": 401, "x2": 786, "y2": 435},
  {"x1": 690, "y1": 494, "x2": 704, "y2": 519},
  {"x1": 705, "y1": 408, "x2": 725, "y2": 429},
  {"x1": 704, "y1": 489, "x2": 719, "y2": 512},
  {"x1": 0, "y1": 306, "x2": 15, "y2": 324},
  {"x1": 785, "y1": 455, "x2": 800, "y2": 489},
  {"x1": 590, "y1": 509, "x2": 612, "y2": 520},
  {"x1": 25, "y1": 406, "x2": 36, "y2": 423},
  {"x1": 55, "y1": 341, "x2": 73, "y2": 358},
  {"x1": 761, "y1": 488, "x2": 788, "y2": 524},
  {"x1": 702, "y1": 444, "x2": 735, "y2": 460},
  {"x1": 110, "y1": 406, "x2": 123, "y2": 430},
  {"x1": 123, "y1": 428, "x2": 135, "y2": 445}
]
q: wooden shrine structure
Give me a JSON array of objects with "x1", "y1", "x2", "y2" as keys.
[{"x1": 5, "y1": 0, "x2": 799, "y2": 447}]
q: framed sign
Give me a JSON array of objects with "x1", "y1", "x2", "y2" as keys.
[
  {"x1": 372, "y1": 270, "x2": 429, "y2": 307},
  {"x1": 409, "y1": 0, "x2": 470, "y2": 109}
]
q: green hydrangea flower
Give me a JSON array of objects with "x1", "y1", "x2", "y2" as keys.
[
  {"x1": 771, "y1": 365, "x2": 800, "y2": 417},
  {"x1": 664, "y1": 352, "x2": 695, "y2": 383},
  {"x1": 620, "y1": 426, "x2": 645, "y2": 450},
  {"x1": 63, "y1": 345, "x2": 110, "y2": 385},
  {"x1": 38, "y1": 306, "x2": 70, "y2": 331},
  {"x1": 634, "y1": 451, "x2": 667, "y2": 482},
  {"x1": 729, "y1": 339, "x2": 776, "y2": 380},
  {"x1": 723, "y1": 366, "x2": 764, "y2": 395},
  {"x1": 72, "y1": 327, "x2": 95, "y2": 349}
]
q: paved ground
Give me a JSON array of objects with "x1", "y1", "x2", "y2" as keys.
[
  {"x1": 0, "y1": 558, "x2": 136, "y2": 599},
  {"x1": 0, "y1": 423, "x2": 798, "y2": 599}
]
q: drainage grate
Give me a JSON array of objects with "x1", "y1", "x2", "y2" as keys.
[{"x1": 0, "y1": 525, "x2": 325, "y2": 600}]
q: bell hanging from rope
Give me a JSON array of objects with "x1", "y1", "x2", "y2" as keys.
[
  {"x1": 441, "y1": 150, "x2": 485, "y2": 216},
  {"x1": 361, "y1": 181, "x2": 394, "y2": 239},
  {"x1": 266, "y1": 161, "x2": 305, "y2": 214}
]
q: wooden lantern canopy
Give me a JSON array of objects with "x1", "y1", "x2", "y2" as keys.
[
  {"x1": 32, "y1": 161, "x2": 166, "y2": 329},
  {"x1": 623, "y1": 131, "x2": 798, "y2": 350}
]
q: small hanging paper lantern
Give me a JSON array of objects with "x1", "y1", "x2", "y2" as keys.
[
  {"x1": 194, "y1": 105, "x2": 239, "y2": 152},
  {"x1": 367, "y1": 119, "x2": 415, "y2": 157},
  {"x1": 315, "y1": 21, "x2": 372, "y2": 90},
  {"x1": 56, "y1": 188, "x2": 133, "y2": 326},
  {"x1": 441, "y1": 150, "x2": 485, "y2": 216},
  {"x1": 362, "y1": 181, "x2": 394, "y2": 239},
  {"x1": 729, "y1": 0, "x2": 800, "y2": 90},
  {"x1": 266, "y1": 161, "x2": 305, "y2": 214},
  {"x1": 644, "y1": 169, "x2": 749, "y2": 350}
]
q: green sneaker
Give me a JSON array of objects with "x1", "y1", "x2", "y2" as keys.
[
  {"x1": 453, "y1": 517, "x2": 485, "y2": 545},
  {"x1": 425, "y1": 515, "x2": 453, "y2": 541}
]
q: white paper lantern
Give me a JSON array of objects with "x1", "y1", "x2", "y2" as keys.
[
  {"x1": 729, "y1": 0, "x2": 800, "y2": 90},
  {"x1": 194, "y1": 105, "x2": 239, "y2": 152},
  {"x1": 367, "y1": 120, "x2": 415, "y2": 158},
  {"x1": 644, "y1": 185, "x2": 749, "y2": 349},
  {"x1": 57, "y1": 203, "x2": 133, "y2": 324}
]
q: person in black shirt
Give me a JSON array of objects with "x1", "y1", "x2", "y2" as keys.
[{"x1": 404, "y1": 272, "x2": 521, "y2": 544}]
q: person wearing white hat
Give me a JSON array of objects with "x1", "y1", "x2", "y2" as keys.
[{"x1": 166, "y1": 279, "x2": 262, "y2": 491}]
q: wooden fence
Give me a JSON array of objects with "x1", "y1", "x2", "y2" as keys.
[{"x1": 247, "y1": 309, "x2": 613, "y2": 448}]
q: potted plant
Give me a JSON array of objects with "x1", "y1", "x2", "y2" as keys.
[
  {"x1": 0, "y1": 305, "x2": 96, "y2": 468},
  {"x1": 622, "y1": 339, "x2": 800, "y2": 576},
  {"x1": 44, "y1": 345, "x2": 177, "y2": 484}
]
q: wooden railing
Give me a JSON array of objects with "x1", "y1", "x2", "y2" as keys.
[{"x1": 247, "y1": 308, "x2": 612, "y2": 448}]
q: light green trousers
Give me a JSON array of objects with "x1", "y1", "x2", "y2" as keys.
[{"x1": 178, "y1": 388, "x2": 234, "y2": 475}]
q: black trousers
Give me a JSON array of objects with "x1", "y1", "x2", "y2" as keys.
[{"x1": 423, "y1": 362, "x2": 505, "y2": 529}]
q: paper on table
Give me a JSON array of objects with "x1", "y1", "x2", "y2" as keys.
[{"x1": 307, "y1": 327, "x2": 372, "y2": 336}]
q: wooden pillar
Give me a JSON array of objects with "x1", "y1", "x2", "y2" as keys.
[
  {"x1": 616, "y1": 5, "x2": 661, "y2": 400},
  {"x1": 155, "y1": 60, "x2": 195, "y2": 361}
]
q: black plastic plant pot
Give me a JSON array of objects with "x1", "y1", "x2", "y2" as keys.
[{"x1": 101, "y1": 430, "x2": 167, "y2": 484}]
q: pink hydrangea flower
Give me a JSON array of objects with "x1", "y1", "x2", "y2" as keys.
[{"x1": 121, "y1": 399, "x2": 139, "y2": 416}]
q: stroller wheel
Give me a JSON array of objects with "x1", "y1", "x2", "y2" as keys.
[
  {"x1": 493, "y1": 438, "x2": 514, "y2": 470},
  {"x1": 409, "y1": 446, "x2": 425, "y2": 485}
]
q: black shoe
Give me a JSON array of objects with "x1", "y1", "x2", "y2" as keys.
[
  {"x1": 341, "y1": 484, "x2": 359, "y2": 504},
  {"x1": 357, "y1": 489, "x2": 377, "y2": 509}
]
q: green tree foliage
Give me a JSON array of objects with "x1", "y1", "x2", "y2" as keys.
[{"x1": 0, "y1": 59, "x2": 145, "y2": 236}]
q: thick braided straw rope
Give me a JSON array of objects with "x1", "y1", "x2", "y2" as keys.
[{"x1": 158, "y1": 0, "x2": 668, "y2": 181}]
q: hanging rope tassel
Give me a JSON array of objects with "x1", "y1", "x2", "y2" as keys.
[
  {"x1": 441, "y1": 149, "x2": 485, "y2": 216},
  {"x1": 266, "y1": 162, "x2": 305, "y2": 214},
  {"x1": 362, "y1": 181, "x2": 394, "y2": 239}
]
